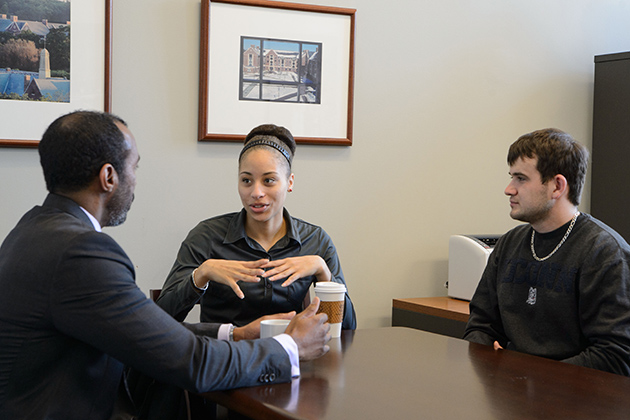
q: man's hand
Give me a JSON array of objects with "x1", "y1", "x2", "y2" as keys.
[
  {"x1": 285, "y1": 297, "x2": 331, "y2": 361},
  {"x1": 233, "y1": 311, "x2": 296, "y2": 341},
  {"x1": 493, "y1": 341, "x2": 504, "y2": 350}
]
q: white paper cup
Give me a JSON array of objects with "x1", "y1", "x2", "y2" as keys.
[
  {"x1": 314, "y1": 282, "x2": 346, "y2": 338},
  {"x1": 260, "y1": 319, "x2": 290, "y2": 338}
]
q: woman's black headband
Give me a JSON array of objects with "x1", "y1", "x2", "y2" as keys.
[{"x1": 239, "y1": 138, "x2": 292, "y2": 166}]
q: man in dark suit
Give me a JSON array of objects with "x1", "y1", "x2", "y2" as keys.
[{"x1": 0, "y1": 111, "x2": 330, "y2": 420}]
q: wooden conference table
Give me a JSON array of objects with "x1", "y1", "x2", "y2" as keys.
[{"x1": 200, "y1": 327, "x2": 630, "y2": 420}]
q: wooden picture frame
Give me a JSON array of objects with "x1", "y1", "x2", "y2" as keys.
[
  {"x1": 0, "y1": 0, "x2": 112, "y2": 148},
  {"x1": 199, "y1": 0, "x2": 356, "y2": 146}
]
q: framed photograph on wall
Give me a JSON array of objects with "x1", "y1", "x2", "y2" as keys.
[
  {"x1": 199, "y1": 0, "x2": 356, "y2": 146},
  {"x1": 0, "y1": 0, "x2": 112, "y2": 148}
]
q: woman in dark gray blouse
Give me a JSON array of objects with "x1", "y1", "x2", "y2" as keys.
[{"x1": 157, "y1": 124, "x2": 356, "y2": 329}]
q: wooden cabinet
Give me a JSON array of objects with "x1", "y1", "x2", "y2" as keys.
[
  {"x1": 591, "y1": 51, "x2": 630, "y2": 242},
  {"x1": 392, "y1": 297, "x2": 469, "y2": 339}
]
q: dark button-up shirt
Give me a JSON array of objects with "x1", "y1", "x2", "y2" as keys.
[{"x1": 157, "y1": 209, "x2": 357, "y2": 329}]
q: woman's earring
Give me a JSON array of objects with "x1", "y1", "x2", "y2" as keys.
[{"x1": 288, "y1": 188, "x2": 293, "y2": 192}]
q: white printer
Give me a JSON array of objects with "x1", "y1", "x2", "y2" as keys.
[{"x1": 447, "y1": 235, "x2": 500, "y2": 301}]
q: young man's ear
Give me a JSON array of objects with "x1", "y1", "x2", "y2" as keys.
[{"x1": 550, "y1": 174, "x2": 568, "y2": 200}]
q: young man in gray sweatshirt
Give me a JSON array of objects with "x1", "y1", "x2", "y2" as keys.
[{"x1": 464, "y1": 128, "x2": 630, "y2": 376}]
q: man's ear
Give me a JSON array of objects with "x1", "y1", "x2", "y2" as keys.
[
  {"x1": 551, "y1": 174, "x2": 568, "y2": 200},
  {"x1": 98, "y1": 163, "x2": 118, "y2": 193}
]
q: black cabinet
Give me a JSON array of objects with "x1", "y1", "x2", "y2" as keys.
[{"x1": 591, "y1": 51, "x2": 630, "y2": 242}]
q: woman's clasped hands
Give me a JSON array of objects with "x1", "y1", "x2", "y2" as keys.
[
  {"x1": 196, "y1": 255, "x2": 331, "y2": 299},
  {"x1": 262, "y1": 255, "x2": 331, "y2": 286}
]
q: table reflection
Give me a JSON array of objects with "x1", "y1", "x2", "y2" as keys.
[
  {"x1": 241, "y1": 331, "x2": 354, "y2": 418},
  {"x1": 467, "y1": 342, "x2": 627, "y2": 419}
]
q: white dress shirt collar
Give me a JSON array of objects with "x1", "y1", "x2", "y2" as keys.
[{"x1": 80, "y1": 207, "x2": 102, "y2": 232}]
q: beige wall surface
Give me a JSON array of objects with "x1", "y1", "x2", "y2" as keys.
[{"x1": 1, "y1": 0, "x2": 629, "y2": 328}]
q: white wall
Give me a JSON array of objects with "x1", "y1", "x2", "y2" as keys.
[{"x1": 1, "y1": 0, "x2": 629, "y2": 328}]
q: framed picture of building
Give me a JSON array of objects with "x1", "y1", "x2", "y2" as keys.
[
  {"x1": 199, "y1": 0, "x2": 356, "y2": 146},
  {"x1": 0, "y1": 0, "x2": 112, "y2": 148},
  {"x1": 240, "y1": 37, "x2": 322, "y2": 105}
]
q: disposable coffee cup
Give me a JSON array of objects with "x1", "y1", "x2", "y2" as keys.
[
  {"x1": 314, "y1": 282, "x2": 346, "y2": 338},
  {"x1": 260, "y1": 319, "x2": 290, "y2": 338}
]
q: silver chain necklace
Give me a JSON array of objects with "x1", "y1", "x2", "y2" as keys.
[{"x1": 530, "y1": 212, "x2": 580, "y2": 262}]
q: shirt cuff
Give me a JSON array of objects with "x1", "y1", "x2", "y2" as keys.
[
  {"x1": 191, "y1": 269, "x2": 208, "y2": 292},
  {"x1": 217, "y1": 323, "x2": 232, "y2": 341},
  {"x1": 273, "y1": 333, "x2": 300, "y2": 377}
]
